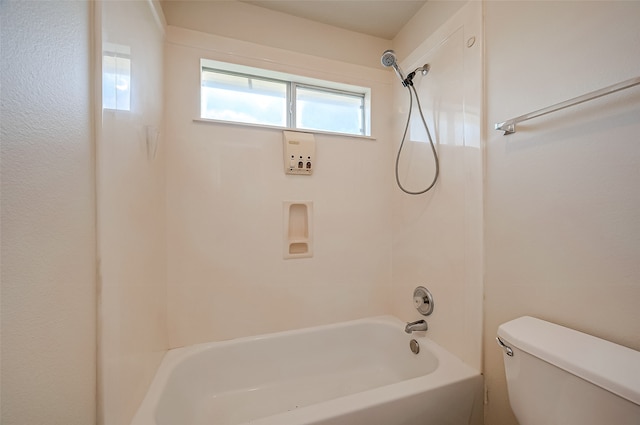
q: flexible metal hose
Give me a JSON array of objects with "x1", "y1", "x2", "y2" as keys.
[{"x1": 395, "y1": 83, "x2": 440, "y2": 195}]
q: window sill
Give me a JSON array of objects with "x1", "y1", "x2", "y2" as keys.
[{"x1": 192, "y1": 118, "x2": 376, "y2": 141}]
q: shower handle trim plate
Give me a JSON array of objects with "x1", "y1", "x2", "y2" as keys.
[{"x1": 413, "y1": 286, "x2": 434, "y2": 316}]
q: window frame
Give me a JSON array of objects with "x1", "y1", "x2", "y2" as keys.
[{"x1": 199, "y1": 59, "x2": 371, "y2": 137}]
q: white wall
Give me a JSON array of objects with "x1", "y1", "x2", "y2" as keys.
[
  {"x1": 164, "y1": 25, "x2": 395, "y2": 347},
  {"x1": 390, "y1": 1, "x2": 483, "y2": 371},
  {"x1": 97, "y1": 1, "x2": 168, "y2": 424},
  {"x1": 161, "y1": 0, "x2": 390, "y2": 68},
  {"x1": 0, "y1": 2, "x2": 96, "y2": 424},
  {"x1": 393, "y1": 0, "x2": 467, "y2": 61},
  {"x1": 484, "y1": 2, "x2": 640, "y2": 424}
]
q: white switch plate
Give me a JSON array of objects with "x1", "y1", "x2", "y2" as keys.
[{"x1": 283, "y1": 131, "x2": 315, "y2": 175}]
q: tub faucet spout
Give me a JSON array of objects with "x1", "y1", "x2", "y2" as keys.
[{"x1": 405, "y1": 319, "x2": 428, "y2": 334}]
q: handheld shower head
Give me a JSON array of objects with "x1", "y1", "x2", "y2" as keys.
[
  {"x1": 380, "y1": 50, "x2": 397, "y2": 67},
  {"x1": 380, "y1": 50, "x2": 407, "y2": 86}
]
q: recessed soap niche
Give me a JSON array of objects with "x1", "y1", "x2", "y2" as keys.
[{"x1": 283, "y1": 201, "x2": 313, "y2": 259}]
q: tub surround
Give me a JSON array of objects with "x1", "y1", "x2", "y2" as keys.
[
  {"x1": 97, "y1": 2, "x2": 168, "y2": 425},
  {"x1": 164, "y1": 25, "x2": 395, "y2": 348},
  {"x1": 390, "y1": 1, "x2": 483, "y2": 372},
  {"x1": 160, "y1": 0, "x2": 390, "y2": 68}
]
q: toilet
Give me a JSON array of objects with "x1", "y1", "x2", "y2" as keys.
[{"x1": 497, "y1": 316, "x2": 640, "y2": 425}]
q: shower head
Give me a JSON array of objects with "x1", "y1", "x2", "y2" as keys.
[
  {"x1": 381, "y1": 50, "x2": 407, "y2": 86},
  {"x1": 380, "y1": 49, "x2": 397, "y2": 68}
]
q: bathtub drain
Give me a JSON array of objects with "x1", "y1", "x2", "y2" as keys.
[{"x1": 409, "y1": 339, "x2": 420, "y2": 354}]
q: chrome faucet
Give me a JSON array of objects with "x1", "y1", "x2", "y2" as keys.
[{"x1": 405, "y1": 319, "x2": 428, "y2": 334}]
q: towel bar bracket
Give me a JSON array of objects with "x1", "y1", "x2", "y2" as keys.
[{"x1": 495, "y1": 122, "x2": 515, "y2": 135}]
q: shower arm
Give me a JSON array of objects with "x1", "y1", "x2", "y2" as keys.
[{"x1": 404, "y1": 64, "x2": 431, "y2": 86}]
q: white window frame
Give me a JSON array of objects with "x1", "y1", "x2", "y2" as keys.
[{"x1": 199, "y1": 58, "x2": 372, "y2": 137}]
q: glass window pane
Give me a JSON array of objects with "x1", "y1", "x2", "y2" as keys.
[
  {"x1": 295, "y1": 86, "x2": 364, "y2": 135},
  {"x1": 103, "y1": 52, "x2": 131, "y2": 111},
  {"x1": 201, "y1": 69, "x2": 287, "y2": 127}
]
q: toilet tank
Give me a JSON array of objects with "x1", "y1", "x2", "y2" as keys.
[{"x1": 497, "y1": 316, "x2": 640, "y2": 425}]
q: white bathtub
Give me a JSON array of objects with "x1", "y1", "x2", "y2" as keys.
[{"x1": 131, "y1": 316, "x2": 483, "y2": 425}]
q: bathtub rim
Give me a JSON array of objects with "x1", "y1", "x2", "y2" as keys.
[{"x1": 131, "y1": 315, "x2": 481, "y2": 425}]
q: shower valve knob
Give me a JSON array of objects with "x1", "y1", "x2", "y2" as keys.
[{"x1": 413, "y1": 286, "x2": 434, "y2": 316}]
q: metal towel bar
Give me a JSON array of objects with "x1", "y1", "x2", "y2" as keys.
[{"x1": 495, "y1": 76, "x2": 640, "y2": 135}]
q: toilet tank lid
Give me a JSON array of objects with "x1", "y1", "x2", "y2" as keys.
[{"x1": 497, "y1": 316, "x2": 640, "y2": 406}]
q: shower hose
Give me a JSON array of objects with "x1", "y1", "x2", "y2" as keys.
[{"x1": 395, "y1": 83, "x2": 440, "y2": 195}]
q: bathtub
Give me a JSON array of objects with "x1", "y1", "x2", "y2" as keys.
[{"x1": 131, "y1": 316, "x2": 483, "y2": 425}]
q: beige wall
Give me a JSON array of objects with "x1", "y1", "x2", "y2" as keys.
[
  {"x1": 164, "y1": 25, "x2": 395, "y2": 348},
  {"x1": 0, "y1": 2, "x2": 97, "y2": 424},
  {"x1": 161, "y1": 0, "x2": 390, "y2": 68},
  {"x1": 390, "y1": 1, "x2": 484, "y2": 372},
  {"x1": 97, "y1": 1, "x2": 168, "y2": 424},
  {"x1": 484, "y1": 1, "x2": 640, "y2": 424},
  {"x1": 393, "y1": 0, "x2": 468, "y2": 61}
]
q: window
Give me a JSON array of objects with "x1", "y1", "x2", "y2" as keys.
[
  {"x1": 103, "y1": 44, "x2": 131, "y2": 111},
  {"x1": 201, "y1": 70, "x2": 287, "y2": 127},
  {"x1": 200, "y1": 60, "x2": 369, "y2": 136},
  {"x1": 295, "y1": 85, "x2": 364, "y2": 135}
]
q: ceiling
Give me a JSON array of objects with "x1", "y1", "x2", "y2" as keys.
[{"x1": 239, "y1": 0, "x2": 427, "y2": 39}]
